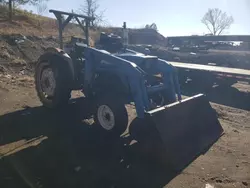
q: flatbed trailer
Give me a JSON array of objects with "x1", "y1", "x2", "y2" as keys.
[
  {"x1": 167, "y1": 61, "x2": 250, "y2": 87},
  {"x1": 125, "y1": 48, "x2": 250, "y2": 87}
]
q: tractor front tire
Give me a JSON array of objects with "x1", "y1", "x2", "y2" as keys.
[
  {"x1": 35, "y1": 60, "x2": 71, "y2": 109},
  {"x1": 94, "y1": 96, "x2": 128, "y2": 136}
]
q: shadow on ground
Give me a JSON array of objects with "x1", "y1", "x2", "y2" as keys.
[
  {"x1": 0, "y1": 98, "x2": 179, "y2": 188},
  {"x1": 181, "y1": 82, "x2": 250, "y2": 110}
]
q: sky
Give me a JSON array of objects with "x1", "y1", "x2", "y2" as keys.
[{"x1": 23, "y1": 0, "x2": 250, "y2": 37}]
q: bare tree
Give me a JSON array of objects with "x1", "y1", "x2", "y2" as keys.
[
  {"x1": 2, "y1": 0, "x2": 49, "y2": 21},
  {"x1": 0, "y1": 0, "x2": 9, "y2": 5},
  {"x1": 36, "y1": 0, "x2": 47, "y2": 15},
  {"x1": 201, "y1": 8, "x2": 234, "y2": 35},
  {"x1": 79, "y1": 0, "x2": 105, "y2": 27},
  {"x1": 14, "y1": 0, "x2": 48, "y2": 5}
]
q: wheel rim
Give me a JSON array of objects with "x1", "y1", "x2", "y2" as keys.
[
  {"x1": 97, "y1": 105, "x2": 115, "y2": 130},
  {"x1": 40, "y1": 67, "x2": 56, "y2": 98}
]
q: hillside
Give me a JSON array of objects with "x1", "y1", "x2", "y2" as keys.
[
  {"x1": 0, "y1": 5, "x2": 166, "y2": 75},
  {"x1": 0, "y1": 5, "x2": 165, "y2": 44},
  {"x1": 0, "y1": 5, "x2": 102, "y2": 39}
]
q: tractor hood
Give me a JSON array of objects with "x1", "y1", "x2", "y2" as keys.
[{"x1": 115, "y1": 52, "x2": 159, "y2": 67}]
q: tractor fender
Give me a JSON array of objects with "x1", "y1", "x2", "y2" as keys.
[{"x1": 38, "y1": 47, "x2": 75, "y2": 85}]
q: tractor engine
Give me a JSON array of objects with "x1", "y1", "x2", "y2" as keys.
[{"x1": 96, "y1": 32, "x2": 124, "y2": 53}]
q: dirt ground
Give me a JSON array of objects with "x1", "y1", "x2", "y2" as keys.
[{"x1": 0, "y1": 73, "x2": 250, "y2": 188}]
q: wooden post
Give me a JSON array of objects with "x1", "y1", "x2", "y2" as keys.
[
  {"x1": 55, "y1": 14, "x2": 63, "y2": 49},
  {"x1": 54, "y1": 13, "x2": 73, "y2": 49},
  {"x1": 49, "y1": 9, "x2": 95, "y2": 48}
]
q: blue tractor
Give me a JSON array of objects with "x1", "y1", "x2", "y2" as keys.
[{"x1": 35, "y1": 10, "x2": 223, "y2": 170}]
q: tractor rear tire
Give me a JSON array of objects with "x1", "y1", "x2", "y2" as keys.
[
  {"x1": 35, "y1": 60, "x2": 71, "y2": 108},
  {"x1": 94, "y1": 96, "x2": 128, "y2": 136}
]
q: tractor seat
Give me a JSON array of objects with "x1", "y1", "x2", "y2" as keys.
[
  {"x1": 75, "y1": 42, "x2": 87, "y2": 51},
  {"x1": 72, "y1": 42, "x2": 87, "y2": 57}
]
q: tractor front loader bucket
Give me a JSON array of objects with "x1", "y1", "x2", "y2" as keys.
[{"x1": 144, "y1": 94, "x2": 224, "y2": 171}]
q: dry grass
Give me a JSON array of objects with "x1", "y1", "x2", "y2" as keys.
[
  {"x1": 0, "y1": 5, "x2": 114, "y2": 44},
  {"x1": 0, "y1": 5, "x2": 166, "y2": 46},
  {"x1": 0, "y1": 5, "x2": 166, "y2": 49},
  {"x1": 0, "y1": 5, "x2": 94, "y2": 39},
  {"x1": 10, "y1": 57, "x2": 26, "y2": 66},
  {"x1": 0, "y1": 49, "x2": 11, "y2": 59},
  {"x1": 0, "y1": 41, "x2": 14, "y2": 59}
]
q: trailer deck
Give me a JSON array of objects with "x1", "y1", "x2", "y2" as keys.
[
  {"x1": 169, "y1": 61, "x2": 250, "y2": 77},
  {"x1": 168, "y1": 61, "x2": 250, "y2": 81},
  {"x1": 124, "y1": 48, "x2": 250, "y2": 82}
]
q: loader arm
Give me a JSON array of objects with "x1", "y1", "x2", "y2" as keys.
[
  {"x1": 84, "y1": 47, "x2": 149, "y2": 117},
  {"x1": 83, "y1": 47, "x2": 182, "y2": 118},
  {"x1": 83, "y1": 47, "x2": 223, "y2": 171}
]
